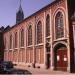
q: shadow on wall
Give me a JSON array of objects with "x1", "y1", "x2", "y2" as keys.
[{"x1": 0, "y1": 27, "x2": 5, "y2": 61}]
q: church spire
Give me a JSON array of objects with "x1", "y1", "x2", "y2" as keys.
[
  {"x1": 16, "y1": 0, "x2": 24, "y2": 24},
  {"x1": 19, "y1": 0, "x2": 22, "y2": 12}
]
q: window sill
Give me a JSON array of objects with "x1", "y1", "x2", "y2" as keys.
[
  {"x1": 35, "y1": 43, "x2": 43, "y2": 46},
  {"x1": 54, "y1": 37, "x2": 67, "y2": 41},
  {"x1": 20, "y1": 47, "x2": 25, "y2": 49},
  {"x1": 27, "y1": 45, "x2": 33, "y2": 48},
  {"x1": 14, "y1": 48, "x2": 18, "y2": 50},
  {"x1": 46, "y1": 36, "x2": 51, "y2": 38},
  {"x1": 9, "y1": 49, "x2": 13, "y2": 51}
]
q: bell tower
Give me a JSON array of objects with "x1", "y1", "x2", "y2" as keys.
[{"x1": 16, "y1": 0, "x2": 24, "y2": 24}]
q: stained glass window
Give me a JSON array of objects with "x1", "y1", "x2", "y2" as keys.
[
  {"x1": 28, "y1": 25, "x2": 32, "y2": 46},
  {"x1": 37, "y1": 21, "x2": 42, "y2": 44},
  {"x1": 21, "y1": 29, "x2": 24, "y2": 47},
  {"x1": 46, "y1": 15, "x2": 50, "y2": 37},
  {"x1": 15, "y1": 32, "x2": 17, "y2": 48},
  {"x1": 10, "y1": 35, "x2": 12, "y2": 49},
  {"x1": 55, "y1": 12, "x2": 64, "y2": 39}
]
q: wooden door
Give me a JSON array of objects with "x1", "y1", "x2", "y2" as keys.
[{"x1": 56, "y1": 49, "x2": 67, "y2": 71}]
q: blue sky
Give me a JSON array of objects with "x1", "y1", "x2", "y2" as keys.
[{"x1": 0, "y1": 0, "x2": 54, "y2": 27}]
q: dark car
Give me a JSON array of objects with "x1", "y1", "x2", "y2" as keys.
[
  {"x1": 0, "y1": 61, "x2": 14, "y2": 74},
  {"x1": 12, "y1": 69, "x2": 32, "y2": 74},
  {"x1": 0, "y1": 61, "x2": 32, "y2": 74}
]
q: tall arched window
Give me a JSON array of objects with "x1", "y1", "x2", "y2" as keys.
[
  {"x1": 37, "y1": 21, "x2": 42, "y2": 44},
  {"x1": 20, "y1": 29, "x2": 24, "y2": 47},
  {"x1": 10, "y1": 34, "x2": 12, "y2": 49},
  {"x1": 14, "y1": 32, "x2": 17, "y2": 48},
  {"x1": 55, "y1": 12, "x2": 64, "y2": 39},
  {"x1": 46, "y1": 15, "x2": 50, "y2": 37},
  {"x1": 28, "y1": 25, "x2": 32, "y2": 46}
]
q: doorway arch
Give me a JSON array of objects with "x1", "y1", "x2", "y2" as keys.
[{"x1": 53, "y1": 43, "x2": 68, "y2": 71}]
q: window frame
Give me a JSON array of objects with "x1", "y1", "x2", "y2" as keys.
[
  {"x1": 9, "y1": 34, "x2": 13, "y2": 49},
  {"x1": 20, "y1": 29, "x2": 24, "y2": 47},
  {"x1": 46, "y1": 14, "x2": 50, "y2": 37},
  {"x1": 27, "y1": 25, "x2": 32, "y2": 46},
  {"x1": 36, "y1": 21, "x2": 43, "y2": 45},
  {"x1": 54, "y1": 11, "x2": 65, "y2": 40},
  {"x1": 14, "y1": 32, "x2": 18, "y2": 48}
]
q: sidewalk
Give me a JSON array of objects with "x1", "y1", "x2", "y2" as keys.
[{"x1": 14, "y1": 65, "x2": 74, "y2": 75}]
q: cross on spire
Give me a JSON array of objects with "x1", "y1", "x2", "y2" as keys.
[{"x1": 20, "y1": 0, "x2": 21, "y2": 7}]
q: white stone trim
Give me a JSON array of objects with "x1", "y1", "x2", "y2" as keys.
[
  {"x1": 9, "y1": 49, "x2": 13, "y2": 51},
  {"x1": 27, "y1": 45, "x2": 33, "y2": 48},
  {"x1": 17, "y1": 32, "x2": 20, "y2": 63},
  {"x1": 35, "y1": 43, "x2": 43, "y2": 46},
  {"x1": 43, "y1": 11, "x2": 46, "y2": 65},
  {"x1": 50, "y1": 8, "x2": 54, "y2": 71},
  {"x1": 53, "y1": 41, "x2": 67, "y2": 49},
  {"x1": 20, "y1": 47, "x2": 25, "y2": 49},
  {"x1": 33, "y1": 17, "x2": 36, "y2": 64},
  {"x1": 65, "y1": 0, "x2": 70, "y2": 72},
  {"x1": 24, "y1": 26, "x2": 26, "y2": 63},
  {"x1": 14, "y1": 48, "x2": 18, "y2": 50},
  {"x1": 54, "y1": 37, "x2": 67, "y2": 42}
]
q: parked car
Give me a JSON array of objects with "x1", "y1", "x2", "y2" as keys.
[
  {"x1": 11, "y1": 69, "x2": 32, "y2": 74},
  {"x1": 0, "y1": 61, "x2": 32, "y2": 74},
  {"x1": 0, "y1": 61, "x2": 14, "y2": 74}
]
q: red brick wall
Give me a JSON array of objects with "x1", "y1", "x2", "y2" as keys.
[
  {"x1": 26, "y1": 49, "x2": 30, "y2": 63},
  {"x1": 18, "y1": 50, "x2": 22, "y2": 62},
  {"x1": 26, "y1": 47, "x2": 33, "y2": 63},
  {"x1": 4, "y1": 51, "x2": 8, "y2": 61},
  {"x1": 30, "y1": 49, "x2": 33, "y2": 63},
  {"x1": 40, "y1": 47, "x2": 44, "y2": 64},
  {"x1": 13, "y1": 50, "x2": 18, "y2": 62},
  {"x1": 35, "y1": 46, "x2": 44, "y2": 64},
  {"x1": 22, "y1": 50, "x2": 26, "y2": 62},
  {"x1": 35, "y1": 48, "x2": 39, "y2": 63},
  {"x1": 8, "y1": 50, "x2": 13, "y2": 61}
]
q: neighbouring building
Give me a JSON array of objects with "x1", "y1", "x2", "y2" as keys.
[{"x1": 2, "y1": 0, "x2": 75, "y2": 72}]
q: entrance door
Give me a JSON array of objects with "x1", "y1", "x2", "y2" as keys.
[
  {"x1": 56, "y1": 49, "x2": 67, "y2": 71},
  {"x1": 46, "y1": 54, "x2": 50, "y2": 69}
]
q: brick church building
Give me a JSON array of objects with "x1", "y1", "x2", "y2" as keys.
[{"x1": 0, "y1": 0, "x2": 75, "y2": 72}]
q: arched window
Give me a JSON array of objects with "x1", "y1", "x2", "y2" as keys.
[
  {"x1": 10, "y1": 34, "x2": 12, "y2": 49},
  {"x1": 14, "y1": 32, "x2": 17, "y2": 48},
  {"x1": 46, "y1": 15, "x2": 50, "y2": 37},
  {"x1": 55, "y1": 12, "x2": 64, "y2": 39},
  {"x1": 20, "y1": 29, "x2": 24, "y2": 47},
  {"x1": 37, "y1": 21, "x2": 42, "y2": 44},
  {"x1": 28, "y1": 25, "x2": 32, "y2": 46}
]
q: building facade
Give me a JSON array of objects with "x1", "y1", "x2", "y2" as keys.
[{"x1": 3, "y1": 0, "x2": 75, "y2": 72}]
